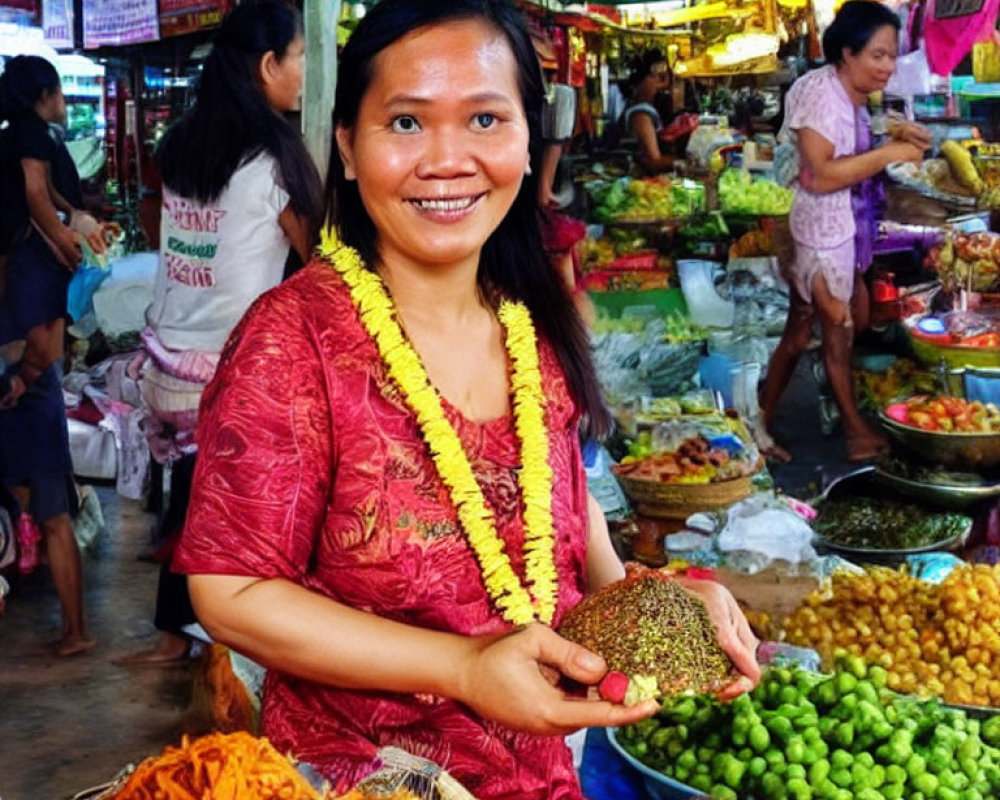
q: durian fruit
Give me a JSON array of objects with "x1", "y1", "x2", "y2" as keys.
[{"x1": 558, "y1": 565, "x2": 737, "y2": 705}]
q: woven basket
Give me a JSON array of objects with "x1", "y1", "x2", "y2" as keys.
[{"x1": 615, "y1": 472, "x2": 755, "y2": 520}]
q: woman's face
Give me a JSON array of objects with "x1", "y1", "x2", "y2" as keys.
[
  {"x1": 336, "y1": 19, "x2": 530, "y2": 272},
  {"x1": 36, "y1": 85, "x2": 66, "y2": 126},
  {"x1": 261, "y1": 34, "x2": 306, "y2": 113},
  {"x1": 841, "y1": 25, "x2": 898, "y2": 95}
]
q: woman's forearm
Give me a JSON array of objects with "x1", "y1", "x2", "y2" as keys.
[
  {"x1": 23, "y1": 159, "x2": 72, "y2": 245},
  {"x1": 189, "y1": 574, "x2": 480, "y2": 697},
  {"x1": 803, "y1": 147, "x2": 892, "y2": 194}
]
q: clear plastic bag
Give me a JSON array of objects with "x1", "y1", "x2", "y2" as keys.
[{"x1": 338, "y1": 748, "x2": 478, "y2": 800}]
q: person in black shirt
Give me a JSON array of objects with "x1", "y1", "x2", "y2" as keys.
[{"x1": 0, "y1": 55, "x2": 107, "y2": 656}]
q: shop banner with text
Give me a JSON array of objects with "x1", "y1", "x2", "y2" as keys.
[
  {"x1": 42, "y1": 0, "x2": 73, "y2": 48},
  {"x1": 158, "y1": 0, "x2": 230, "y2": 38},
  {"x1": 83, "y1": 0, "x2": 159, "y2": 48}
]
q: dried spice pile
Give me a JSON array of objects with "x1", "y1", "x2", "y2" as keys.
[{"x1": 558, "y1": 568, "x2": 736, "y2": 703}]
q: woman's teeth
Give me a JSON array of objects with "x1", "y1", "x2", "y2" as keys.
[{"x1": 411, "y1": 197, "x2": 477, "y2": 211}]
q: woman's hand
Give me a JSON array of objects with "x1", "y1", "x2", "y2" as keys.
[
  {"x1": 70, "y1": 211, "x2": 108, "y2": 256},
  {"x1": 0, "y1": 375, "x2": 26, "y2": 410},
  {"x1": 880, "y1": 139, "x2": 925, "y2": 166},
  {"x1": 53, "y1": 227, "x2": 83, "y2": 270},
  {"x1": 676, "y1": 577, "x2": 761, "y2": 700},
  {"x1": 455, "y1": 624, "x2": 658, "y2": 736},
  {"x1": 889, "y1": 121, "x2": 933, "y2": 152}
]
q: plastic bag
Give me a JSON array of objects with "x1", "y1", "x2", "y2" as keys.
[
  {"x1": 0, "y1": 506, "x2": 15, "y2": 570},
  {"x1": 17, "y1": 512, "x2": 42, "y2": 574},
  {"x1": 713, "y1": 494, "x2": 818, "y2": 571},
  {"x1": 885, "y1": 46, "x2": 933, "y2": 98},
  {"x1": 67, "y1": 264, "x2": 111, "y2": 323},
  {"x1": 337, "y1": 748, "x2": 478, "y2": 800}
]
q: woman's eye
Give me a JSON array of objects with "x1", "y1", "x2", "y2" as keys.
[
  {"x1": 391, "y1": 115, "x2": 420, "y2": 133},
  {"x1": 472, "y1": 113, "x2": 496, "y2": 130}
]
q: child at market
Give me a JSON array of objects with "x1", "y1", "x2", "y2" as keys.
[
  {"x1": 115, "y1": 0, "x2": 322, "y2": 666},
  {"x1": 174, "y1": 1, "x2": 761, "y2": 796}
]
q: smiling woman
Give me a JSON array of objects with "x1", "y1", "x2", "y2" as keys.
[{"x1": 171, "y1": 0, "x2": 761, "y2": 796}]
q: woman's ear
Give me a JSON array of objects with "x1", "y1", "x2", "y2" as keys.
[
  {"x1": 258, "y1": 50, "x2": 278, "y2": 88},
  {"x1": 335, "y1": 125, "x2": 357, "y2": 180}
]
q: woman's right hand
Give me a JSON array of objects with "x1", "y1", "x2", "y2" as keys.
[
  {"x1": 455, "y1": 624, "x2": 658, "y2": 736},
  {"x1": 54, "y1": 227, "x2": 83, "y2": 270},
  {"x1": 881, "y1": 139, "x2": 925, "y2": 166}
]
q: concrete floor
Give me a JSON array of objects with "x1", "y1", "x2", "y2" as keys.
[{"x1": 0, "y1": 490, "x2": 211, "y2": 800}]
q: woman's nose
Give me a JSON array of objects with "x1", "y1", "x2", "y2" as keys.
[{"x1": 415, "y1": 127, "x2": 477, "y2": 178}]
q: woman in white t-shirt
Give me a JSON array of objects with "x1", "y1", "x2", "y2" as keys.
[{"x1": 117, "y1": 0, "x2": 321, "y2": 666}]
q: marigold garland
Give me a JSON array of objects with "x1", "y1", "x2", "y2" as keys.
[{"x1": 319, "y1": 228, "x2": 558, "y2": 625}]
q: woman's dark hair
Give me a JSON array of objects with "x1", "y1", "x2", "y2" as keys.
[
  {"x1": 326, "y1": 0, "x2": 610, "y2": 437},
  {"x1": 0, "y1": 55, "x2": 60, "y2": 124},
  {"x1": 822, "y1": 0, "x2": 900, "y2": 65},
  {"x1": 157, "y1": 0, "x2": 321, "y2": 238},
  {"x1": 626, "y1": 48, "x2": 667, "y2": 94}
]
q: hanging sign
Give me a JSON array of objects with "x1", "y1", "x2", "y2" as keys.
[
  {"x1": 42, "y1": 0, "x2": 73, "y2": 48},
  {"x1": 158, "y1": 0, "x2": 230, "y2": 39},
  {"x1": 82, "y1": 0, "x2": 159, "y2": 48}
]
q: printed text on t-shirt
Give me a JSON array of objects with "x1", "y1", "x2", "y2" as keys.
[
  {"x1": 166, "y1": 253, "x2": 216, "y2": 287},
  {"x1": 164, "y1": 197, "x2": 227, "y2": 233}
]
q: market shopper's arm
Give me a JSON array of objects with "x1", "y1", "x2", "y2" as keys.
[
  {"x1": 585, "y1": 492, "x2": 625, "y2": 592},
  {"x1": 630, "y1": 112, "x2": 674, "y2": 173},
  {"x1": 189, "y1": 573, "x2": 657, "y2": 735},
  {"x1": 278, "y1": 203, "x2": 314, "y2": 262},
  {"x1": 538, "y1": 143, "x2": 563, "y2": 209},
  {"x1": 21, "y1": 158, "x2": 80, "y2": 268},
  {"x1": 797, "y1": 127, "x2": 923, "y2": 195}
]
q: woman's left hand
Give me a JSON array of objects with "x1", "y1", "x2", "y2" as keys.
[
  {"x1": 677, "y1": 576, "x2": 761, "y2": 700},
  {"x1": 891, "y1": 121, "x2": 933, "y2": 152}
]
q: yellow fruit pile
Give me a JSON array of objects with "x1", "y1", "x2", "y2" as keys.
[{"x1": 782, "y1": 564, "x2": 1000, "y2": 707}]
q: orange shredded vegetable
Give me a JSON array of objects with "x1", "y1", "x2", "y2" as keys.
[{"x1": 111, "y1": 731, "x2": 322, "y2": 800}]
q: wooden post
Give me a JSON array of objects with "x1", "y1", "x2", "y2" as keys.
[{"x1": 303, "y1": 0, "x2": 340, "y2": 178}]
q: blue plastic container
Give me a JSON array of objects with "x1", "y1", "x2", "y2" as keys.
[{"x1": 699, "y1": 353, "x2": 736, "y2": 408}]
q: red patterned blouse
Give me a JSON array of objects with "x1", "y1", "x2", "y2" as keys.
[{"x1": 174, "y1": 258, "x2": 591, "y2": 799}]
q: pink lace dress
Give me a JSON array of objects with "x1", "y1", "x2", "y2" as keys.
[
  {"x1": 174, "y1": 258, "x2": 591, "y2": 799},
  {"x1": 779, "y1": 64, "x2": 866, "y2": 304}
]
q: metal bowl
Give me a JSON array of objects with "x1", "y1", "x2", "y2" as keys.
[
  {"x1": 813, "y1": 520, "x2": 970, "y2": 560},
  {"x1": 878, "y1": 411, "x2": 1000, "y2": 469},
  {"x1": 874, "y1": 467, "x2": 1000, "y2": 511},
  {"x1": 905, "y1": 326, "x2": 1000, "y2": 371},
  {"x1": 606, "y1": 728, "x2": 700, "y2": 799}
]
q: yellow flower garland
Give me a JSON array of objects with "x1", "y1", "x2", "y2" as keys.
[{"x1": 319, "y1": 229, "x2": 558, "y2": 626}]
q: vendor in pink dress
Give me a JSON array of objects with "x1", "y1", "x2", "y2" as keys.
[
  {"x1": 173, "y1": 1, "x2": 761, "y2": 797},
  {"x1": 760, "y1": 1, "x2": 930, "y2": 463}
]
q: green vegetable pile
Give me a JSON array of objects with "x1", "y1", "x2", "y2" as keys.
[
  {"x1": 586, "y1": 177, "x2": 706, "y2": 222},
  {"x1": 813, "y1": 496, "x2": 970, "y2": 551},
  {"x1": 718, "y1": 168, "x2": 794, "y2": 216},
  {"x1": 617, "y1": 655, "x2": 1000, "y2": 800}
]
